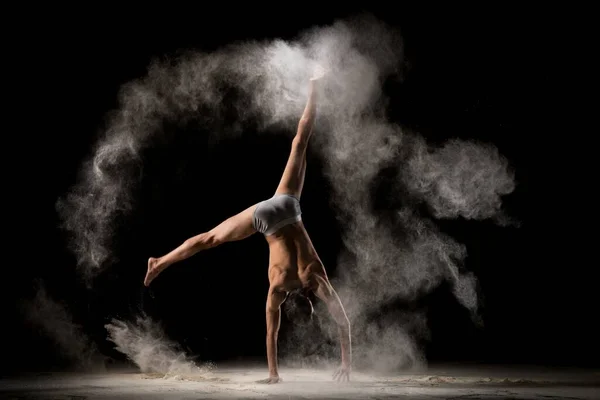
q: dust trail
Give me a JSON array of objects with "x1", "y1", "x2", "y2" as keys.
[
  {"x1": 22, "y1": 282, "x2": 102, "y2": 370},
  {"x1": 59, "y1": 14, "x2": 516, "y2": 372},
  {"x1": 105, "y1": 315, "x2": 213, "y2": 375},
  {"x1": 403, "y1": 137, "x2": 516, "y2": 224},
  {"x1": 56, "y1": 15, "x2": 402, "y2": 282},
  {"x1": 316, "y1": 120, "x2": 513, "y2": 368}
]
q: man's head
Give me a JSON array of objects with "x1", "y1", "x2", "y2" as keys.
[{"x1": 284, "y1": 289, "x2": 314, "y2": 326}]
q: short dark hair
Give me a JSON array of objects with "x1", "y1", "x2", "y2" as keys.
[{"x1": 284, "y1": 289, "x2": 314, "y2": 326}]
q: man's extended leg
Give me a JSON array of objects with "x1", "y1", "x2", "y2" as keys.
[
  {"x1": 274, "y1": 77, "x2": 320, "y2": 199},
  {"x1": 144, "y1": 204, "x2": 257, "y2": 286}
]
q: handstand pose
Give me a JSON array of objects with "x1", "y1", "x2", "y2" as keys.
[{"x1": 144, "y1": 71, "x2": 351, "y2": 383}]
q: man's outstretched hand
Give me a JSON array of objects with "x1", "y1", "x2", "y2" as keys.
[
  {"x1": 256, "y1": 376, "x2": 282, "y2": 384},
  {"x1": 333, "y1": 364, "x2": 351, "y2": 382}
]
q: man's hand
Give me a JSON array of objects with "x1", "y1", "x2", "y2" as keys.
[
  {"x1": 256, "y1": 376, "x2": 282, "y2": 384},
  {"x1": 333, "y1": 364, "x2": 351, "y2": 382}
]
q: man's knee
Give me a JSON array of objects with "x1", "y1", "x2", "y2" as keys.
[
  {"x1": 292, "y1": 135, "x2": 309, "y2": 151},
  {"x1": 203, "y1": 231, "x2": 222, "y2": 248},
  {"x1": 185, "y1": 231, "x2": 221, "y2": 250}
]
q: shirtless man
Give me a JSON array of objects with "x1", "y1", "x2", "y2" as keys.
[{"x1": 144, "y1": 70, "x2": 351, "y2": 383}]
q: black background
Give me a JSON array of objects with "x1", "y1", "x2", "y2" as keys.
[{"x1": 6, "y1": 5, "x2": 594, "y2": 375}]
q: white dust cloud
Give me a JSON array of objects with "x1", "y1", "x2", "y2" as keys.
[
  {"x1": 403, "y1": 137, "x2": 516, "y2": 223},
  {"x1": 58, "y1": 15, "x2": 516, "y2": 372},
  {"x1": 105, "y1": 315, "x2": 213, "y2": 376}
]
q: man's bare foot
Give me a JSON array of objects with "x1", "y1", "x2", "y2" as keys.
[
  {"x1": 256, "y1": 376, "x2": 281, "y2": 384},
  {"x1": 144, "y1": 257, "x2": 162, "y2": 287},
  {"x1": 310, "y1": 64, "x2": 328, "y2": 81}
]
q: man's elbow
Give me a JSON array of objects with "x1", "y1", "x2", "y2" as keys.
[
  {"x1": 344, "y1": 317, "x2": 351, "y2": 331},
  {"x1": 266, "y1": 321, "x2": 279, "y2": 338},
  {"x1": 337, "y1": 314, "x2": 350, "y2": 333}
]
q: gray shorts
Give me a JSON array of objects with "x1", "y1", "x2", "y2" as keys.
[{"x1": 253, "y1": 194, "x2": 302, "y2": 236}]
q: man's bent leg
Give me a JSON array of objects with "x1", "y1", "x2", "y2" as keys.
[{"x1": 144, "y1": 204, "x2": 257, "y2": 286}]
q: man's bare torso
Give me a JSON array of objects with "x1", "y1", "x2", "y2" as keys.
[{"x1": 265, "y1": 222, "x2": 327, "y2": 293}]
